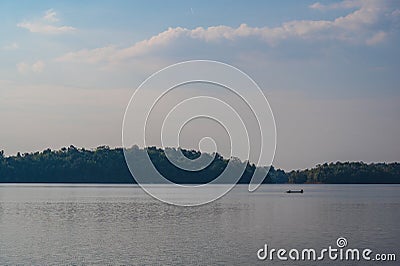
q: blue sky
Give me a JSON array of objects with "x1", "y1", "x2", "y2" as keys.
[{"x1": 1, "y1": 0, "x2": 399, "y2": 170}]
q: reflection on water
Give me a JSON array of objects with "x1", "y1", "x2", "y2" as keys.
[{"x1": 0, "y1": 184, "x2": 398, "y2": 265}]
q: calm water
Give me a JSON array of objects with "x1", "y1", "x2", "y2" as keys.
[{"x1": 0, "y1": 184, "x2": 398, "y2": 265}]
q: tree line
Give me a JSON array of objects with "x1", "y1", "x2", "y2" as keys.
[
  {"x1": 0, "y1": 146, "x2": 398, "y2": 184},
  {"x1": 288, "y1": 161, "x2": 400, "y2": 184}
]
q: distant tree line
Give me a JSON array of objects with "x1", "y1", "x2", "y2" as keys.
[
  {"x1": 0, "y1": 146, "x2": 398, "y2": 184},
  {"x1": 0, "y1": 145, "x2": 285, "y2": 184},
  {"x1": 288, "y1": 161, "x2": 400, "y2": 184}
]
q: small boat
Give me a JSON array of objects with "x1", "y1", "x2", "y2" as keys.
[{"x1": 286, "y1": 189, "x2": 303, "y2": 193}]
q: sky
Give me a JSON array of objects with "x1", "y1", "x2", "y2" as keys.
[{"x1": 0, "y1": 0, "x2": 399, "y2": 170}]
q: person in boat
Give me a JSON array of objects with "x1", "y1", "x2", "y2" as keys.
[{"x1": 286, "y1": 189, "x2": 304, "y2": 193}]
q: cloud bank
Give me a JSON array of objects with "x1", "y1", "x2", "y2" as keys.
[{"x1": 57, "y1": 0, "x2": 399, "y2": 65}]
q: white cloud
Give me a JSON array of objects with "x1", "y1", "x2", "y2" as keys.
[
  {"x1": 17, "y1": 9, "x2": 75, "y2": 34},
  {"x1": 17, "y1": 22, "x2": 75, "y2": 34},
  {"x1": 309, "y1": 2, "x2": 325, "y2": 10},
  {"x1": 366, "y1": 31, "x2": 387, "y2": 45},
  {"x1": 16, "y1": 62, "x2": 30, "y2": 73},
  {"x1": 17, "y1": 60, "x2": 45, "y2": 73},
  {"x1": 309, "y1": 0, "x2": 360, "y2": 11},
  {"x1": 57, "y1": 0, "x2": 397, "y2": 65},
  {"x1": 43, "y1": 9, "x2": 59, "y2": 22},
  {"x1": 392, "y1": 9, "x2": 400, "y2": 17},
  {"x1": 32, "y1": 60, "x2": 45, "y2": 72}
]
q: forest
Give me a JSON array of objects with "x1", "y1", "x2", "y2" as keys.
[{"x1": 0, "y1": 146, "x2": 399, "y2": 184}]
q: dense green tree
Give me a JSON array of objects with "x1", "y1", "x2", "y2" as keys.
[
  {"x1": 288, "y1": 161, "x2": 400, "y2": 184},
  {"x1": 0, "y1": 146, "x2": 281, "y2": 184},
  {"x1": 0, "y1": 147, "x2": 398, "y2": 184}
]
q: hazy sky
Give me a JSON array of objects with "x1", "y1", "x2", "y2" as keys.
[{"x1": 1, "y1": 0, "x2": 399, "y2": 170}]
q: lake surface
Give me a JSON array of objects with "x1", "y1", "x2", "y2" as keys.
[{"x1": 0, "y1": 184, "x2": 398, "y2": 265}]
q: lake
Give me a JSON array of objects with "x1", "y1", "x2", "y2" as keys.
[{"x1": 0, "y1": 184, "x2": 398, "y2": 265}]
